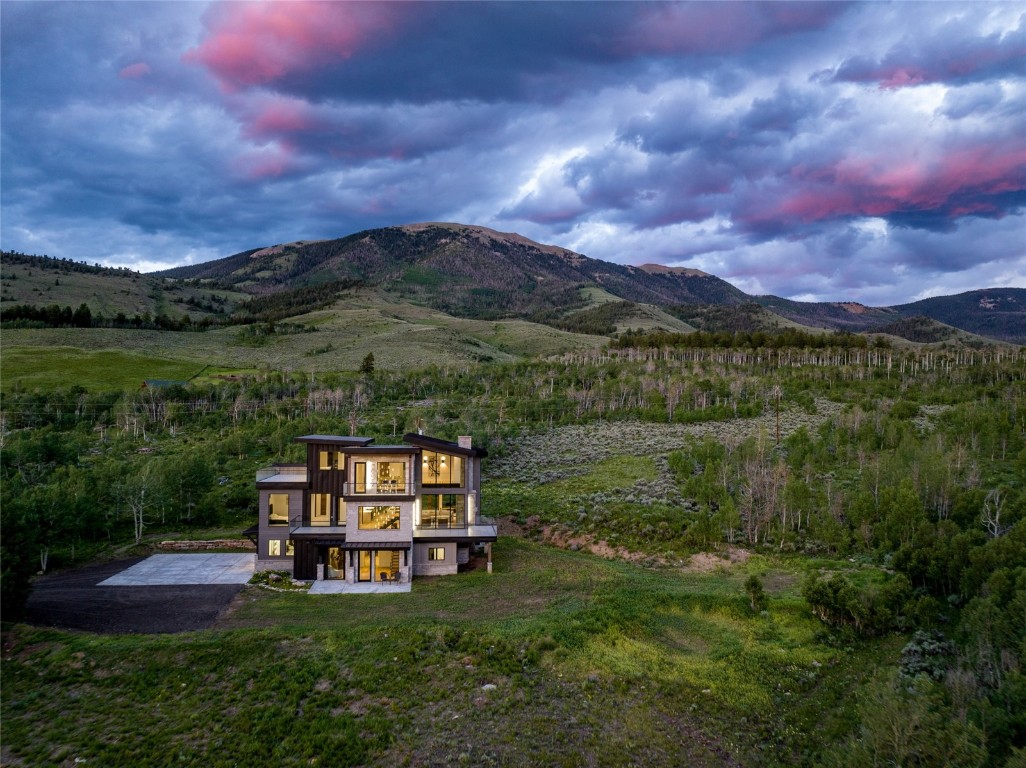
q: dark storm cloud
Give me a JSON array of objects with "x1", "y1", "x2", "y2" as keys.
[
  {"x1": 1, "y1": 1, "x2": 1023, "y2": 303},
  {"x1": 833, "y1": 14, "x2": 1026, "y2": 89},
  {"x1": 185, "y1": 1, "x2": 850, "y2": 104}
]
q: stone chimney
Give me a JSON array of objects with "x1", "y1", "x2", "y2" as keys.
[{"x1": 457, "y1": 435, "x2": 472, "y2": 450}]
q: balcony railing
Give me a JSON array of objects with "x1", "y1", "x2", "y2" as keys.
[
  {"x1": 415, "y1": 514, "x2": 497, "y2": 534},
  {"x1": 256, "y1": 465, "x2": 307, "y2": 483},
  {"x1": 344, "y1": 481, "x2": 414, "y2": 496}
]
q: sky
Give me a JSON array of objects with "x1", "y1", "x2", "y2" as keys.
[{"x1": 2, "y1": 1, "x2": 1024, "y2": 306}]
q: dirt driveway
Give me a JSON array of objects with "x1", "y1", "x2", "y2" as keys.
[{"x1": 24, "y1": 558, "x2": 248, "y2": 634}]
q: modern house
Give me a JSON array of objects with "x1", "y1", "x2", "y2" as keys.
[{"x1": 254, "y1": 433, "x2": 496, "y2": 584}]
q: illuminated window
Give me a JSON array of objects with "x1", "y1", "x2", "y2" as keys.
[
  {"x1": 285, "y1": 539, "x2": 295, "y2": 556},
  {"x1": 359, "y1": 505, "x2": 401, "y2": 530},
  {"x1": 338, "y1": 498, "x2": 347, "y2": 526},
  {"x1": 353, "y1": 461, "x2": 406, "y2": 493},
  {"x1": 421, "y1": 451, "x2": 464, "y2": 487},
  {"x1": 311, "y1": 494, "x2": 331, "y2": 525},
  {"x1": 268, "y1": 539, "x2": 281, "y2": 557},
  {"x1": 428, "y1": 547, "x2": 445, "y2": 561},
  {"x1": 319, "y1": 450, "x2": 343, "y2": 470},
  {"x1": 420, "y1": 494, "x2": 465, "y2": 528},
  {"x1": 268, "y1": 494, "x2": 289, "y2": 525}
]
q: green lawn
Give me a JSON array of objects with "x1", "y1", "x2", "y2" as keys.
[
  {"x1": 0, "y1": 346, "x2": 207, "y2": 391},
  {"x1": 2, "y1": 539, "x2": 899, "y2": 767}
]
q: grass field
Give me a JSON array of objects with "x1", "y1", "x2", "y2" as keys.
[
  {"x1": 0, "y1": 346, "x2": 211, "y2": 391},
  {"x1": 1, "y1": 289, "x2": 607, "y2": 387},
  {"x1": 1, "y1": 539, "x2": 897, "y2": 767}
]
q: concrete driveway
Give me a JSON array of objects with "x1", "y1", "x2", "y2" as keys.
[
  {"x1": 24, "y1": 557, "x2": 251, "y2": 634},
  {"x1": 98, "y1": 553, "x2": 255, "y2": 585}
]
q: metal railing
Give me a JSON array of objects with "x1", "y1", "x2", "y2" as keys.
[
  {"x1": 415, "y1": 514, "x2": 497, "y2": 531},
  {"x1": 344, "y1": 481, "x2": 414, "y2": 495},
  {"x1": 256, "y1": 465, "x2": 307, "y2": 483}
]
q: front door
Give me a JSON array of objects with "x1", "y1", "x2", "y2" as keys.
[
  {"x1": 326, "y1": 547, "x2": 344, "y2": 579},
  {"x1": 358, "y1": 551, "x2": 372, "y2": 582}
]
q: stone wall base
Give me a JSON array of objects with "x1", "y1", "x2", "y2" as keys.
[
  {"x1": 158, "y1": 539, "x2": 256, "y2": 551},
  {"x1": 255, "y1": 560, "x2": 294, "y2": 575}
]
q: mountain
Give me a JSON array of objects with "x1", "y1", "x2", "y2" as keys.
[
  {"x1": 890, "y1": 290, "x2": 1026, "y2": 344},
  {"x1": 156, "y1": 223, "x2": 749, "y2": 319},
  {"x1": 8, "y1": 224, "x2": 1022, "y2": 345},
  {"x1": 757, "y1": 290, "x2": 1026, "y2": 345}
]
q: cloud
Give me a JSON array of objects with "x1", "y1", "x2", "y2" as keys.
[
  {"x1": 184, "y1": 1, "x2": 410, "y2": 91},
  {"x1": 2, "y1": 1, "x2": 1024, "y2": 309},
  {"x1": 834, "y1": 14, "x2": 1026, "y2": 89},
  {"x1": 938, "y1": 83, "x2": 1005, "y2": 119},
  {"x1": 118, "y1": 62, "x2": 152, "y2": 80}
]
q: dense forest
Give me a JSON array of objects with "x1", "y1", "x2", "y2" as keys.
[{"x1": 2, "y1": 342, "x2": 1024, "y2": 765}]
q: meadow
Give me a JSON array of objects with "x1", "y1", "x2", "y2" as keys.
[
  {"x1": 1, "y1": 289, "x2": 608, "y2": 388},
  {"x1": 2, "y1": 539, "x2": 899, "y2": 767}
]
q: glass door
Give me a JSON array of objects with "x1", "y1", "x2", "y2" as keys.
[
  {"x1": 358, "y1": 551, "x2": 372, "y2": 582},
  {"x1": 326, "y1": 547, "x2": 344, "y2": 579}
]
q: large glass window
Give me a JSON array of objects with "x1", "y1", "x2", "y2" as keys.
[
  {"x1": 359, "y1": 505, "x2": 401, "y2": 530},
  {"x1": 319, "y1": 450, "x2": 343, "y2": 470},
  {"x1": 268, "y1": 494, "x2": 289, "y2": 525},
  {"x1": 311, "y1": 493, "x2": 331, "y2": 526},
  {"x1": 353, "y1": 461, "x2": 406, "y2": 494},
  {"x1": 420, "y1": 494, "x2": 466, "y2": 528},
  {"x1": 421, "y1": 451, "x2": 464, "y2": 487}
]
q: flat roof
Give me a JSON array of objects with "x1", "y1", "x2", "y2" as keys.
[
  {"x1": 294, "y1": 435, "x2": 375, "y2": 446},
  {"x1": 403, "y1": 432, "x2": 487, "y2": 458},
  {"x1": 346, "y1": 445, "x2": 417, "y2": 455}
]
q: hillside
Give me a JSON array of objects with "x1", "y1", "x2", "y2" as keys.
[
  {"x1": 156, "y1": 223, "x2": 750, "y2": 320},
  {"x1": 0, "y1": 251, "x2": 247, "y2": 320},
  {"x1": 757, "y1": 289, "x2": 1026, "y2": 344},
  {"x1": 5, "y1": 227, "x2": 1024, "y2": 346},
  {"x1": 891, "y1": 290, "x2": 1026, "y2": 344}
]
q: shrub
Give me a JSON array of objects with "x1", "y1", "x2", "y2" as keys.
[{"x1": 744, "y1": 574, "x2": 768, "y2": 613}]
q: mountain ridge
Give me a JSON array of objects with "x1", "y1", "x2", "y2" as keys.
[{"x1": 153, "y1": 222, "x2": 1024, "y2": 343}]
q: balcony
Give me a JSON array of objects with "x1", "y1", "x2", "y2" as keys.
[
  {"x1": 256, "y1": 465, "x2": 307, "y2": 485},
  {"x1": 414, "y1": 515, "x2": 498, "y2": 540},
  {"x1": 344, "y1": 481, "x2": 414, "y2": 496},
  {"x1": 289, "y1": 514, "x2": 348, "y2": 536}
]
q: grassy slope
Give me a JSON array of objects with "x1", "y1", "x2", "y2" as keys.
[
  {"x1": 570, "y1": 286, "x2": 697, "y2": 334},
  {"x1": 0, "y1": 347, "x2": 211, "y2": 391},
  {"x1": 1, "y1": 539, "x2": 897, "y2": 767},
  {"x1": 0, "y1": 259, "x2": 248, "y2": 319},
  {"x1": 1, "y1": 290, "x2": 607, "y2": 389}
]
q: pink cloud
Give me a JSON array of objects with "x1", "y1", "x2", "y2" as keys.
[
  {"x1": 878, "y1": 68, "x2": 926, "y2": 90},
  {"x1": 625, "y1": 2, "x2": 844, "y2": 56},
  {"x1": 184, "y1": 1, "x2": 410, "y2": 91},
  {"x1": 740, "y1": 140, "x2": 1026, "y2": 230},
  {"x1": 835, "y1": 19, "x2": 1026, "y2": 89},
  {"x1": 233, "y1": 142, "x2": 300, "y2": 180},
  {"x1": 118, "y1": 62, "x2": 151, "y2": 79},
  {"x1": 242, "y1": 95, "x2": 320, "y2": 141}
]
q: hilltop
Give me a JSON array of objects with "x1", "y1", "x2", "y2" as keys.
[{"x1": 4, "y1": 225, "x2": 1025, "y2": 352}]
